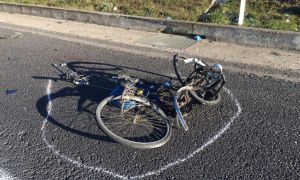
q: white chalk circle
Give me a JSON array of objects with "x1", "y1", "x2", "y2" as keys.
[{"x1": 41, "y1": 79, "x2": 242, "y2": 179}]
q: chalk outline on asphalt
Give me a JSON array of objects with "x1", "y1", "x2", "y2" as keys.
[
  {"x1": 42, "y1": 79, "x2": 242, "y2": 179},
  {"x1": 0, "y1": 168, "x2": 17, "y2": 180}
]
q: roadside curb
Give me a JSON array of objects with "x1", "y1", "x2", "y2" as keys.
[{"x1": 0, "y1": 2, "x2": 299, "y2": 51}]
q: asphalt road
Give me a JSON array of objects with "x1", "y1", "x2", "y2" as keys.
[{"x1": 0, "y1": 25, "x2": 299, "y2": 180}]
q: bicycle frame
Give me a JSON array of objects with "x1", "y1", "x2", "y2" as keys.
[
  {"x1": 173, "y1": 85, "x2": 194, "y2": 131},
  {"x1": 112, "y1": 76, "x2": 194, "y2": 131}
]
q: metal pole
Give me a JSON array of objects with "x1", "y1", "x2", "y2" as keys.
[{"x1": 238, "y1": 0, "x2": 246, "y2": 26}]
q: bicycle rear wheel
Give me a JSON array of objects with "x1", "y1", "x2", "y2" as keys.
[
  {"x1": 96, "y1": 96, "x2": 172, "y2": 149},
  {"x1": 173, "y1": 54, "x2": 222, "y2": 105},
  {"x1": 188, "y1": 74, "x2": 222, "y2": 105},
  {"x1": 189, "y1": 89, "x2": 221, "y2": 105}
]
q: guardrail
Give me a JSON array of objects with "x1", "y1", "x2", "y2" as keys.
[{"x1": 0, "y1": 2, "x2": 299, "y2": 51}]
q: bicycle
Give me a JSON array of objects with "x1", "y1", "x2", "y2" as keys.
[{"x1": 95, "y1": 54, "x2": 225, "y2": 149}]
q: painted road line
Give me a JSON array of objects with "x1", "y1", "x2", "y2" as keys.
[{"x1": 0, "y1": 169, "x2": 17, "y2": 180}]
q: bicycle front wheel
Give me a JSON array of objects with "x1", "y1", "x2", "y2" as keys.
[{"x1": 96, "y1": 96, "x2": 172, "y2": 149}]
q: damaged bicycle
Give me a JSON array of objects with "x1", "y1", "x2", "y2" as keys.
[{"x1": 95, "y1": 54, "x2": 225, "y2": 149}]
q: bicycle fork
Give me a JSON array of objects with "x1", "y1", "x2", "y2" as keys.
[
  {"x1": 173, "y1": 96, "x2": 188, "y2": 131},
  {"x1": 173, "y1": 86, "x2": 193, "y2": 131}
]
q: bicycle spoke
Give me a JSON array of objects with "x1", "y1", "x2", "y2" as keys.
[
  {"x1": 154, "y1": 127, "x2": 167, "y2": 136},
  {"x1": 151, "y1": 130, "x2": 163, "y2": 140},
  {"x1": 147, "y1": 119, "x2": 166, "y2": 127},
  {"x1": 109, "y1": 122, "x2": 129, "y2": 132},
  {"x1": 148, "y1": 118, "x2": 166, "y2": 124},
  {"x1": 137, "y1": 108, "x2": 158, "y2": 117},
  {"x1": 148, "y1": 123, "x2": 167, "y2": 135},
  {"x1": 104, "y1": 122, "x2": 124, "y2": 126},
  {"x1": 143, "y1": 113, "x2": 162, "y2": 119},
  {"x1": 140, "y1": 134, "x2": 146, "y2": 143},
  {"x1": 140, "y1": 122, "x2": 166, "y2": 132},
  {"x1": 101, "y1": 115, "x2": 132, "y2": 120},
  {"x1": 148, "y1": 134, "x2": 155, "y2": 142}
]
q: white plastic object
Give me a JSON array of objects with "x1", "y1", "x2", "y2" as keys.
[
  {"x1": 238, "y1": 0, "x2": 246, "y2": 25},
  {"x1": 183, "y1": 58, "x2": 206, "y2": 67},
  {"x1": 183, "y1": 58, "x2": 194, "y2": 64}
]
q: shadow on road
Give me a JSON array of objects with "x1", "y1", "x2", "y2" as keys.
[{"x1": 34, "y1": 61, "x2": 175, "y2": 143}]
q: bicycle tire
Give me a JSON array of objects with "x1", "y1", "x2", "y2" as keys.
[
  {"x1": 173, "y1": 54, "x2": 186, "y2": 85},
  {"x1": 96, "y1": 95, "x2": 172, "y2": 149},
  {"x1": 189, "y1": 90, "x2": 221, "y2": 105},
  {"x1": 173, "y1": 54, "x2": 222, "y2": 106}
]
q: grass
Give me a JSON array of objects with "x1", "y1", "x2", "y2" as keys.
[
  {"x1": 0, "y1": 0, "x2": 211, "y2": 21},
  {"x1": 206, "y1": 0, "x2": 300, "y2": 32},
  {"x1": 0, "y1": 0, "x2": 299, "y2": 32}
]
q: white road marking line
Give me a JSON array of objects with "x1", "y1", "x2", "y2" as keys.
[
  {"x1": 42, "y1": 79, "x2": 242, "y2": 179},
  {"x1": 0, "y1": 169, "x2": 17, "y2": 180},
  {"x1": 41, "y1": 80, "x2": 127, "y2": 179}
]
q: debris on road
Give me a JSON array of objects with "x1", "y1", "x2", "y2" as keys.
[
  {"x1": 6, "y1": 89, "x2": 17, "y2": 95},
  {"x1": 194, "y1": 35, "x2": 202, "y2": 42}
]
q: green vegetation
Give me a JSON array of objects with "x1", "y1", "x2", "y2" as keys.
[
  {"x1": 1, "y1": 0, "x2": 211, "y2": 21},
  {"x1": 206, "y1": 0, "x2": 300, "y2": 32},
  {"x1": 1, "y1": 0, "x2": 299, "y2": 32}
]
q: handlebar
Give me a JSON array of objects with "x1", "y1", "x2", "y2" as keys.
[
  {"x1": 173, "y1": 54, "x2": 210, "y2": 85},
  {"x1": 173, "y1": 54, "x2": 185, "y2": 85}
]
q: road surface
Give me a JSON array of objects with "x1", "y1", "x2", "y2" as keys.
[{"x1": 0, "y1": 24, "x2": 299, "y2": 179}]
